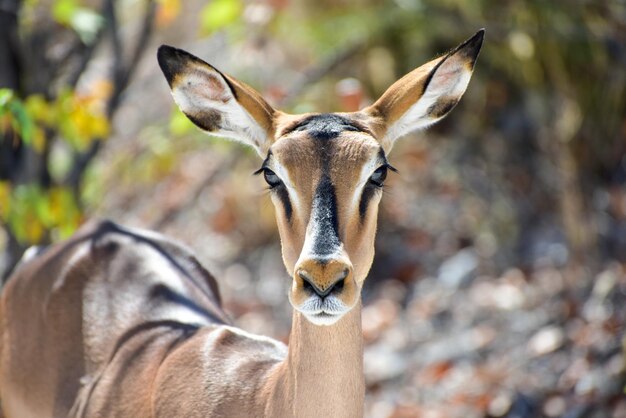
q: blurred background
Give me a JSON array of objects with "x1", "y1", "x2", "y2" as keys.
[{"x1": 1, "y1": 0, "x2": 625, "y2": 416}]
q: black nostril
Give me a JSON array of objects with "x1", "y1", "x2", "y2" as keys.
[
  {"x1": 329, "y1": 268, "x2": 348, "y2": 294},
  {"x1": 299, "y1": 270, "x2": 324, "y2": 296},
  {"x1": 332, "y1": 269, "x2": 348, "y2": 293},
  {"x1": 299, "y1": 271, "x2": 316, "y2": 294},
  {"x1": 298, "y1": 269, "x2": 347, "y2": 298}
]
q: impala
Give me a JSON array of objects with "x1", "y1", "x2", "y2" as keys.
[{"x1": 0, "y1": 30, "x2": 483, "y2": 418}]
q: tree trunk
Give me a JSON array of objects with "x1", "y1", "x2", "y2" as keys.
[{"x1": 0, "y1": 0, "x2": 27, "y2": 281}]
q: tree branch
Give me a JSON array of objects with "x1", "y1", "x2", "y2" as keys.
[
  {"x1": 67, "y1": 0, "x2": 156, "y2": 195},
  {"x1": 66, "y1": 29, "x2": 107, "y2": 89},
  {"x1": 108, "y1": 0, "x2": 155, "y2": 116}
]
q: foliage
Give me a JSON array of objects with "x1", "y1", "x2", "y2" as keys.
[
  {"x1": 0, "y1": 87, "x2": 108, "y2": 244},
  {"x1": 2, "y1": 0, "x2": 624, "y2": 268},
  {"x1": 0, "y1": 0, "x2": 154, "y2": 266},
  {"x1": 0, "y1": 90, "x2": 36, "y2": 148},
  {"x1": 200, "y1": 0, "x2": 242, "y2": 34},
  {"x1": 51, "y1": 0, "x2": 104, "y2": 43},
  {"x1": 0, "y1": 183, "x2": 80, "y2": 243}
]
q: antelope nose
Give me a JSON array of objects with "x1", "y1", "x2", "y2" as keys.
[
  {"x1": 296, "y1": 258, "x2": 351, "y2": 298},
  {"x1": 298, "y1": 269, "x2": 347, "y2": 297}
]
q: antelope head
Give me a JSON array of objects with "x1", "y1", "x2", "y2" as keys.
[{"x1": 158, "y1": 30, "x2": 483, "y2": 326}]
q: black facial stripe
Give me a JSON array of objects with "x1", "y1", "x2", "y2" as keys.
[
  {"x1": 358, "y1": 148, "x2": 388, "y2": 222},
  {"x1": 276, "y1": 187, "x2": 292, "y2": 222},
  {"x1": 289, "y1": 113, "x2": 363, "y2": 140},
  {"x1": 255, "y1": 151, "x2": 292, "y2": 221},
  {"x1": 311, "y1": 175, "x2": 341, "y2": 256},
  {"x1": 359, "y1": 185, "x2": 376, "y2": 222}
]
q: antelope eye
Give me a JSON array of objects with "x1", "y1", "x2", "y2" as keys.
[
  {"x1": 369, "y1": 166, "x2": 388, "y2": 187},
  {"x1": 263, "y1": 169, "x2": 282, "y2": 188}
]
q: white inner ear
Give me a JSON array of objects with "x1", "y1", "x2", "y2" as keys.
[
  {"x1": 172, "y1": 67, "x2": 232, "y2": 113},
  {"x1": 383, "y1": 56, "x2": 472, "y2": 148},
  {"x1": 171, "y1": 66, "x2": 269, "y2": 154}
]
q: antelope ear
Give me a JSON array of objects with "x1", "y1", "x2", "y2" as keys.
[
  {"x1": 157, "y1": 45, "x2": 276, "y2": 156},
  {"x1": 364, "y1": 29, "x2": 484, "y2": 151}
]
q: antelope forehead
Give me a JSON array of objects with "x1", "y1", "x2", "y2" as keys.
[
  {"x1": 291, "y1": 113, "x2": 363, "y2": 140},
  {"x1": 272, "y1": 132, "x2": 380, "y2": 171}
]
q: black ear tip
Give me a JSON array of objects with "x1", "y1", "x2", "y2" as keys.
[
  {"x1": 157, "y1": 45, "x2": 191, "y2": 86},
  {"x1": 449, "y1": 28, "x2": 485, "y2": 64},
  {"x1": 466, "y1": 28, "x2": 485, "y2": 50},
  {"x1": 157, "y1": 45, "x2": 177, "y2": 64},
  {"x1": 157, "y1": 45, "x2": 215, "y2": 87},
  {"x1": 157, "y1": 45, "x2": 174, "y2": 78},
  {"x1": 157, "y1": 44, "x2": 171, "y2": 57},
  {"x1": 476, "y1": 28, "x2": 485, "y2": 44}
]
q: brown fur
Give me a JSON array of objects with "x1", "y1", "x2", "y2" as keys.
[{"x1": 366, "y1": 56, "x2": 445, "y2": 127}]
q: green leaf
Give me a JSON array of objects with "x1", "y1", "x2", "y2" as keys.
[
  {"x1": 0, "y1": 181, "x2": 11, "y2": 220},
  {"x1": 6, "y1": 183, "x2": 81, "y2": 244},
  {"x1": 8, "y1": 100, "x2": 35, "y2": 145},
  {"x1": 200, "y1": 0, "x2": 242, "y2": 34},
  {"x1": 24, "y1": 94, "x2": 51, "y2": 124},
  {"x1": 8, "y1": 184, "x2": 47, "y2": 243},
  {"x1": 52, "y1": 0, "x2": 78, "y2": 25},
  {"x1": 0, "y1": 89, "x2": 14, "y2": 107},
  {"x1": 0, "y1": 90, "x2": 39, "y2": 146}
]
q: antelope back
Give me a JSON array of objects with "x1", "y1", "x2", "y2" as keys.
[{"x1": 0, "y1": 220, "x2": 226, "y2": 417}]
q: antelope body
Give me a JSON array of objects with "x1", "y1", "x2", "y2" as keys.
[{"x1": 0, "y1": 30, "x2": 483, "y2": 417}]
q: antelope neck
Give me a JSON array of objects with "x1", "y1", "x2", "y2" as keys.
[{"x1": 266, "y1": 303, "x2": 364, "y2": 418}]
